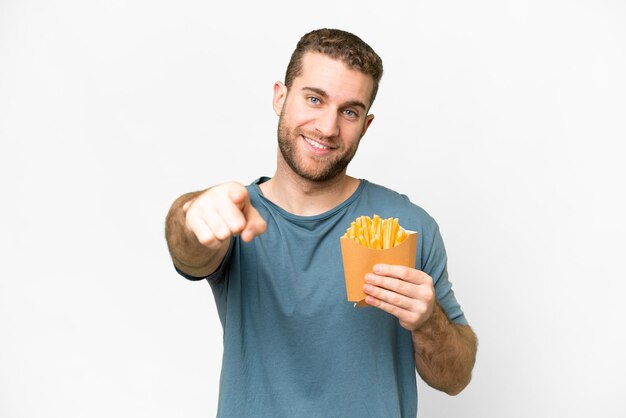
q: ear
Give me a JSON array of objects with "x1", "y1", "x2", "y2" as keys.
[
  {"x1": 360, "y1": 114, "x2": 375, "y2": 138},
  {"x1": 272, "y1": 81, "x2": 288, "y2": 116}
]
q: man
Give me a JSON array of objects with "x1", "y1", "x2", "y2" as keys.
[{"x1": 165, "y1": 28, "x2": 477, "y2": 417}]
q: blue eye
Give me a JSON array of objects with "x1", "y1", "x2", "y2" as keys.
[
  {"x1": 308, "y1": 97, "x2": 321, "y2": 104},
  {"x1": 343, "y1": 109, "x2": 358, "y2": 118}
]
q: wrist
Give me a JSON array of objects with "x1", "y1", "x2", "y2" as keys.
[{"x1": 412, "y1": 302, "x2": 450, "y2": 339}]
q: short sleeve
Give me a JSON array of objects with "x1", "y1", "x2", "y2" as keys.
[{"x1": 421, "y1": 223, "x2": 468, "y2": 325}]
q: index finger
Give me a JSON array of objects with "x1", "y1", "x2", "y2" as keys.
[
  {"x1": 240, "y1": 203, "x2": 267, "y2": 242},
  {"x1": 372, "y1": 264, "x2": 432, "y2": 285}
]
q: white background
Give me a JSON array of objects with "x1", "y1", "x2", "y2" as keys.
[{"x1": 2, "y1": 0, "x2": 625, "y2": 417}]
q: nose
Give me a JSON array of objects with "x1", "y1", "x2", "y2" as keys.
[{"x1": 315, "y1": 108, "x2": 340, "y2": 138}]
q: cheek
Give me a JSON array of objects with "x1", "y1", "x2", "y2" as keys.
[
  {"x1": 288, "y1": 102, "x2": 319, "y2": 124},
  {"x1": 345, "y1": 125, "x2": 366, "y2": 144}
]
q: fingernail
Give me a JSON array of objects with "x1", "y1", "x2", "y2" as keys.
[{"x1": 373, "y1": 264, "x2": 383, "y2": 274}]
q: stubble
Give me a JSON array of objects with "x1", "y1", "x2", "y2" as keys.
[{"x1": 276, "y1": 112, "x2": 360, "y2": 183}]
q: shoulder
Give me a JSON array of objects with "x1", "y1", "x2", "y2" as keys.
[
  {"x1": 245, "y1": 177, "x2": 269, "y2": 208},
  {"x1": 361, "y1": 180, "x2": 438, "y2": 232}
]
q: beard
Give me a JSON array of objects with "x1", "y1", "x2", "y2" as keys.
[{"x1": 277, "y1": 112, "x2": 360, "y2": 183}]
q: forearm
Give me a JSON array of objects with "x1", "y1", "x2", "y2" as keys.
[
  {"x1": 164, "y1": 191, "x2": 228, "y2": 277},
  {"x1": 412, "y1": 303, "x2": 477, "y2": 395}
]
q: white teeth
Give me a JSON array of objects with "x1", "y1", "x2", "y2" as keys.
[{"x1": 304, "y1": 136, "x2": 330, "y2": 150}]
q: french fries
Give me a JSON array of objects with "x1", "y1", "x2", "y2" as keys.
[{"x1": 342, "y1": 215, "x2": 408, "y2": 249}]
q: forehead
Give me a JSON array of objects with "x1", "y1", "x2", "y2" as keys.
[{"x1": 294, "y1": 52, "x2": 375, "y2": 107}]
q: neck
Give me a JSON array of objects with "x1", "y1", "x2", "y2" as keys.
[{"x1": 260, "y1": 160, "x2": 360, "y2": 216}]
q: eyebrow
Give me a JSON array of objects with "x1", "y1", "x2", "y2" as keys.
[{"x1": 302, "y1": 87, "x2": 368, "y2": 111}]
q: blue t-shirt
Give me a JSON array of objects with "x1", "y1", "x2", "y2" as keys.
[{"x1": 181, "y1": 177, "x2": 466, "y2": 418}]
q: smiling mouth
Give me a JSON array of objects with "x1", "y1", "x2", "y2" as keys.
[{"x1": 302, "y1": 135, "x2": 334, "y2": 150}]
